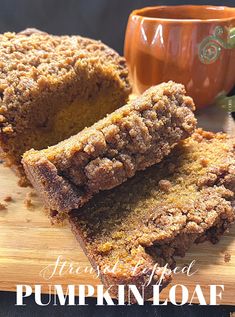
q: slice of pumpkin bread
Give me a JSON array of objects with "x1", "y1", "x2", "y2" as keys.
[
  {"x1": 0, "y1": 29, "x2": 131, "y2": 184},
  {"x1": 23, "y1": 81, "x2": 196, "y2": 219},
  {"x1": 69, "y1": 129, "x2": 235, "y2": 301}
]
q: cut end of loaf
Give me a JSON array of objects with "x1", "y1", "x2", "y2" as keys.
[{"x1": 22, "y1": 81, "x2": 197, "y2": 219}]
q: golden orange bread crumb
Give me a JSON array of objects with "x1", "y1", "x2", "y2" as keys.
[
  {"x1": 69, "y1": 129, "x2": 235, "y2": 301},
  {"x1": 0, "y1": 29, "x2": 131, "y2": 183}
]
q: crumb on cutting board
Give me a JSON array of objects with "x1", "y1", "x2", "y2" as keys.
[
  {"x1": 24, "y1": 198, "x2": 33, "y2": 209},
  {"x1": 27, "y1": 190, "x2": 37, "y2": 198},
  {"x1": 0, "y1": 202, "x2": 7, "y2": 210},
  {"x1": 17, "y1": 176, "x2": 29, "y2": 187},
  {"x1": 24, "y1": 192, "x2": 34, "y2": 209},
  {"x1": 224, "y1": 252, "x2": 231, "y2": 263},
  {"x1": 3, "y1": 195, "x2": 13, "y2": 202}
]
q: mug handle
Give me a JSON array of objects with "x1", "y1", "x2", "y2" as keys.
[
  {"x1": 228, "y1": 27, "x2": 235, "y2": 48},
  {"x1": 215, "y1": 92, "x2": 235, "y2": 112},
  {"x1": 214, "y1": 28, "x2": 235, "y2": 110}
]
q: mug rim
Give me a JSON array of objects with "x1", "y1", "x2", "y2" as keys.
[{"x1": 131, "y1": 5, "x2": 235, "y2": 23}]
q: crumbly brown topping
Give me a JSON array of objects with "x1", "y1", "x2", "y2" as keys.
[
  {"x1": 0, "y1": 31, "x2": 128, "y2": 116},
  {"x1": 158, "y1": 179, "x2": 172, "y2": 193}
]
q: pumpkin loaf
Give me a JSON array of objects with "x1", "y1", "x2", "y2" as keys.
[
  {"x1": 23, "y1": 81, "x2": 196, "y2": 220},
  {"x1": 0, "y1": 29, "x2": 131, "y2": 184},
  {"x1": 69, "y1": 129, "x2": 235, "y2": 302}
]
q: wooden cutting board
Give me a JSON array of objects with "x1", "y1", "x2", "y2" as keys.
[{"x1": 0, "y1": 106, "x2": 234, "y2": 305}]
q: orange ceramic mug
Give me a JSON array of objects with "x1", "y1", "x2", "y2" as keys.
[{"x1": 124, "y1": 5, "x2": 235, "y2": 108}]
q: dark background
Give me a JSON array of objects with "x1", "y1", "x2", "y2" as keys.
[
  {"x1": 0, "y1": 0, "x2": 234, "y2": 54},
  {"x1": 0, "y1": 0, "x2": 234, "y2": 316}
]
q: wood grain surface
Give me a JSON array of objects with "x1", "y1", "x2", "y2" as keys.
[{"x1": 0, "y1": 106, "x2": 234, "y2": 305}]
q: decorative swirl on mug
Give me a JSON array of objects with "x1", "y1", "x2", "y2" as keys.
[{"x1": 199, "y1": 26, "x2": 235, "y2": 64}]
